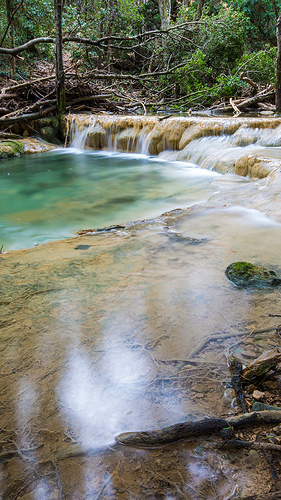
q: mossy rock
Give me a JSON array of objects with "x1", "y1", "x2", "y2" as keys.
[
  {"x1": 36, "y1": 117, "x2": 59, "y2": 131},
  {"x1": 225, "y1": 261, "x2": 281, "y2": 288},
  {"x1": 0, "y1": 140, "x2": 24, "y2": 159},
  {"x1": 39, "y1": 126, "x2": 55, "y2": 142}
]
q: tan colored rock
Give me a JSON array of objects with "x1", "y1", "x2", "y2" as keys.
[
  {"x1": 252, "y1": 390, "x2": 265, "y2": 400},
  {"x1": 18, "y1": 137, "x2": 57, "y2": 153}
]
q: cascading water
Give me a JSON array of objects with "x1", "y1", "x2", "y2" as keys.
[
  {"x1": 3, "y1": 114, "x2": 281, "y2": 250},
  {"x1": 67, "y1": 114, "x2": 281, "y2": 178}
]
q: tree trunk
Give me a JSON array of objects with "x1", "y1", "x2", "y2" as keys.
[
  {"x1": 197, "y1": 0, "x2": 204, "y2": 20},
  {"x1": 158, "y1": 0, "x2": 171, "y2": 31},
  {"x1": 55, "y1": 0, "x2": 65, "y2": 116},
  {"x1": 5, "y1": 0, "x2": 16, "y2": 77},
  {"x1": 276, "y1": 14, "x2": 281, "y2": 112}
]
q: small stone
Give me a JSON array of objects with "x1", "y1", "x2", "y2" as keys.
[
  {"x1": 223, "y1": 388, "x2": 236, "y2": 405},
  {"x1": 273, "y1": 425, "x2": 281, "y2": 435},
  {"x1": 252, "y1": 390, "x2": 265, "y2": 400}
]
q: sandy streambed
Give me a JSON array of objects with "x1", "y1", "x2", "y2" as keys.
[{"x1": 1, "y1": 194, "x2": 281, "y2": 497}]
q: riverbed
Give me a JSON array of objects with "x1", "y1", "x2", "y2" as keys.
[{"x1": 1, "y1": 116, "x2": 281, "y2": 498}]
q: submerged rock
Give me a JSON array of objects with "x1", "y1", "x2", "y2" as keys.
[{"x1": 225, "y1": 261, "x2": 281, "y2": 288}]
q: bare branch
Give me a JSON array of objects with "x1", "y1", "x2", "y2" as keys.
[{"x1": 0, "y1": 21, "x2": 202, "y2": 56}]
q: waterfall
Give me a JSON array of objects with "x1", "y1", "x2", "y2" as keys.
[{"x1": 66, "y1": 114, "x2": 281, "y2": 179}]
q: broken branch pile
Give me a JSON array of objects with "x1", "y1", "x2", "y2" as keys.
[{"x1": 0, "y1": 70, "x2": 143, "y2": 126}]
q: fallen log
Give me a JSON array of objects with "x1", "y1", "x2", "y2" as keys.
[
  {"x1": 0, "y1": 106, "x2": 57, "y2": 125},
  {"x1": 0, "y1": 94, "x2": 114, "y2": 125},
  {"x1": 237, "y1": 91, "x2": 275, "y2": 110},
  {"x1": 115, "y1": 410, "x2": 281, "y2": 447},
  {"x1": 242, "y1": 350, "x2": 281, "y2": 381}
]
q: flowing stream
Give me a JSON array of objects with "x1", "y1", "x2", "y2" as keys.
[
  {"x1": 0, "y1": 149, "x2": 222, "y2": 250},
  {"x1": 1, "y1": 115, "x2": 281, "y2": 498}
]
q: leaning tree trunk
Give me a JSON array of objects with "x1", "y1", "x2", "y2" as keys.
[
  {"x1": 55, "y1": 0, "x2": 65, "y2": 116},
  {"x1": 276, "y1": 13, "x2": 281, "y2": 112}
]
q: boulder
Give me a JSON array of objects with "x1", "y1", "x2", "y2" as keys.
[
  {"x1": 0, "y1": 140, "x2": 24, "y2": 159},
  {"x1": 225, "y1": 261, "x2": 281, "y2": 288}
]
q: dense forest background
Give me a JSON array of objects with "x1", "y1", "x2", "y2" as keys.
[{"x1": 0, "y1": 0, "x2": 280, "y2": 114}]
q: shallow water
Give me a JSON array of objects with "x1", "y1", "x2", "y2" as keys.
[
  {"x1": 2, "y1": 119, "x2": 281, "y2": 497},
  {"x1": 0, "y1": 149, "x2": 222, "y2": 250},
  {"x1": 1, "y1": 200, "x2": 281, "y2": 498}
]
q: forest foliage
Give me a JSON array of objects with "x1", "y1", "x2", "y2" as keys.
[{"x1": 0, "y1": 0, "x2": 280, "y2": 111}]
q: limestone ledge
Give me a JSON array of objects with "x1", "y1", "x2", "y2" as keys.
[{"x1": 67, "y1": 114, "x2": 281, "y2": 179}]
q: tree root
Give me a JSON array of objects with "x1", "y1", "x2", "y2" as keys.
[
  {"x1": 217, "y1": 439, "x2": 281, "y2": 452},
  {"x1": 186, "y1": 326, "x2": 277, "y2": 360}
]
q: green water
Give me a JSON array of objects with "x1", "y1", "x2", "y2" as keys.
[{"x1": 0, "y1": 149, "x2": 221, "y2": 250}]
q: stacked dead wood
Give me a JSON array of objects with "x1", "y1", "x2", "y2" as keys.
[
  {"x1": 211, "y1": 73, "x2": 275, "y2": 115},
  {"x1": 0, "y1": 66, "x2": 277, "y2": 127},
  {"x1": 0, "y1": 70, "x2": 143, "y2": 126}
]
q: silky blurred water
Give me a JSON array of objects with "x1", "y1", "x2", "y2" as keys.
[{"x1": 0, "y1": 148, "x2": 222, "y2": 250}]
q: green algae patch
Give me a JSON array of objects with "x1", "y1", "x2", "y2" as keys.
[
  {"x1": 225, "y1": 261, "x2": 281, "y2": 288},
  {"x1": 0, "y1": 140, "x2": 24, "y2": 159}
]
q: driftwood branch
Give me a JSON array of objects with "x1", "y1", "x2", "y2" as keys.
[
  {"x1": 230, "y1": 97, "x2": 241, "y2": 116},
  {"x1": 218, "y1": 439, "x2": 281, "y2": 452},
  {"x1": 186, "y1": 327, "x2": 277, "y2": 360},
  {"x1": 115, "y1": 410, "x2": 281, "y2": 447},
  {"x1": 240, "y1": 71, "x2": 259, "y2": 91},
  {"x1": 230, "y1": 358, "x2": 249, "y2": 412},
  {"x1": 235, "y1": 91, "x2": 275, "y2": 111}
]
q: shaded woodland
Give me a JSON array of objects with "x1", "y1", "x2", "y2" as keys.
[{"x1": 0, "y1": 0, "x2": 281, "y2": 121}]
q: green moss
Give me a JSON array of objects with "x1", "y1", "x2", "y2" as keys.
[
  {"x1": 0, "y1": 140, "x2": 24, "y2": 159},
  {"x1": 225, "y1": 261, "x2": 281, "y2": 288},
  {"x1": 229, "y1": 262, "x2": 268, "y2": 277}
]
